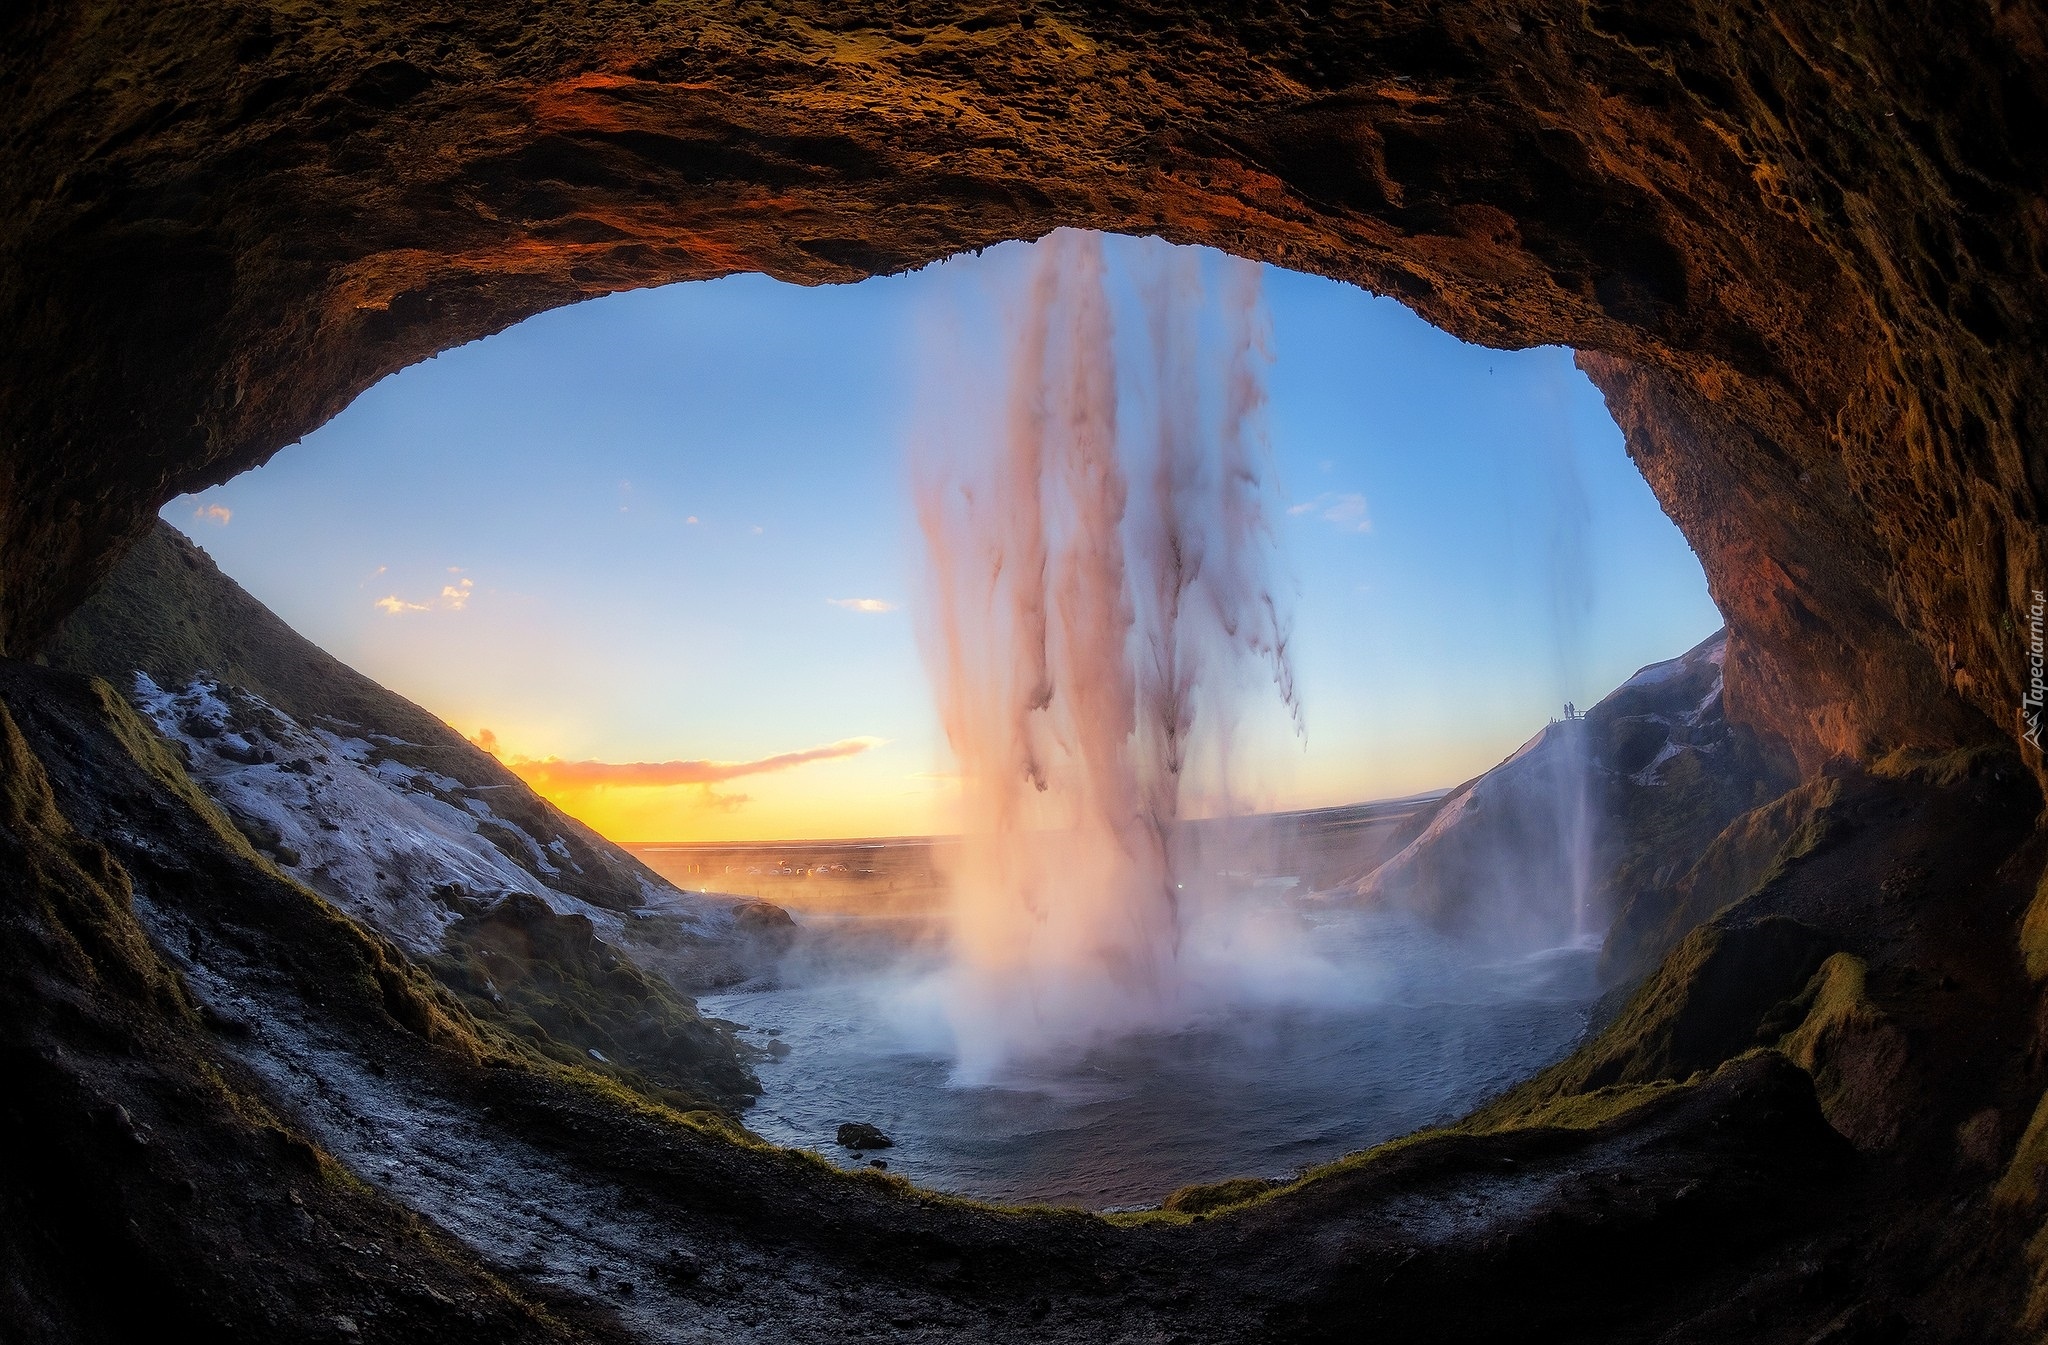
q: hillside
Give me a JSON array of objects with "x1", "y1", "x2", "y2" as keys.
[
  {"x1": 1352, "y1": 630, "x2": 1795, "y2": 977},
  {"x1": 43, "y1": 522, "x2": 787, "y2": 1108}
]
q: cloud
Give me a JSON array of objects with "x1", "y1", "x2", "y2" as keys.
[
  {"x1": 750, "y1": 525, "x2": 764, "y2": 535},
  {"x1": 469, "y1": 728, "x2": 501, "y2": 756},
  {"x1": 1288, "y1": 491, "x2": 1372, "y2": 533},
  {"x1": 193, "y1": 504, "x2": 232, "y2": 526},
  {"x1": 828, "y1": 597, "x2": 897, "y2": 613},
  {"x1": 501, "y1": 737, "x2": 886, "y2": 790},
  {"x1": 375, "y1": 572, "x2": 475, "y2": 614},
  {"x1": 686, "y1": 516, "x2": 700, "y2": 525}
]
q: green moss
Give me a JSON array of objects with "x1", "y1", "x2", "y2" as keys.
[
  {"x1": 1777, "y1": 952, "x2": 1875, "y2": 1069},
  {"x1": 86, "y1": 676, "x2": 272, "y2": 867},
  {"x1": 1603, "y1": 777, "x2": 1837, "y2": 982},
  {"x1": 1161, "y1": 1176, "x2": 1280, "y2": 1216},
  {"x1": 1118, "y1": 913, "x2": 1835, "y2": 1227},
  {"x1": 426, "y1": 891, "x2": 757, "y2": 1111},
  {"x1": 1868, "y1": 743, "x2": 2011, "y2": 789},
  {"x1": 1114, "y1": 1074, "x2": 1691, "y2": 1228},
  {"x1": 0, "y1": 697, "x2": 188, "y2": 1008},
  {"x1": 1996, "y1": 1091, "x2": 2048, "y2": 1211},
  {"x1": 1469, "y1": 1078, "x2": 1691, "y2": 1133},
  {"x1": 1999, "y1": 1094, "x2": 2048, "y2": 1334},
  {"x1": 1475, "y1": 916, "x2": 1832, "y2": 1128}
]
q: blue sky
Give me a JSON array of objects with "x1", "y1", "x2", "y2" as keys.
[{"x1": 169, "y1": 236, "x2": 1721, "y2": 840}]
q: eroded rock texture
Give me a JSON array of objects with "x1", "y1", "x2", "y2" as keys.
[
  {"x1": 6, "y1": 7, "x2": 2048, "y2": 1339},
  {"x1": 2, "y1": 0, "x2": 2044, "y2": 776}
]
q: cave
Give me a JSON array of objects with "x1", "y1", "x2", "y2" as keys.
[{"x1": 4, "y1": 3, "x2": 2046, "y2": 1341}]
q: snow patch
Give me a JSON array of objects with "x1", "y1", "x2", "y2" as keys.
[
  {"x1": 132, "y1": 674, "x2": 738, "y2": 956},
  {"x1": 1629, "y1": 739, "x2": 1687, "y2": 786}
]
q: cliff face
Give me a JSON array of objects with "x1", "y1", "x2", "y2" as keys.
[
  {"x1": 2, "y1": 0, "x2": 2044, "y2": 783},
  {"x1": 1354, "y1": 630, "x2": 1793, "y2": 964}
]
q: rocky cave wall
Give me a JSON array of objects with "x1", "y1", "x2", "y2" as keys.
[{"x1": 3, "y1": 0, "x2": 2044, "y2": 778}]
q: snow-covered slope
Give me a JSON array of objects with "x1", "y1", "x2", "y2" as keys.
[
  {"x1": 48, "y1": 524, "x2": 789, "y2": 984},
  {"x1": 133, "y1": 674, "x2": 752, "y2": 958}
]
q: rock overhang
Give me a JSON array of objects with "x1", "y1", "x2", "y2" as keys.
[{"x1": 3, "y1": 0, "x2": 2041, "y2": 781}]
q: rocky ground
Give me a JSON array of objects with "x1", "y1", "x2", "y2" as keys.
[{"x1": 5, "y1": 602, "x2": 2047, "y2": 1339}]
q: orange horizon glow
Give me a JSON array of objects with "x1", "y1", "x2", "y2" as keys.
[{"x1": 471, "y1": 721, "x2": 1477, "y2": 845}]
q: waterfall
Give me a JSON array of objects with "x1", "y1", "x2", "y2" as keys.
[{"x1": 913, "y1": 231, "x2": 1298, "y2": 1079}]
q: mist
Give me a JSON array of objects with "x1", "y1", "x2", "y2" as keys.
[{"x1": 912, "y1": 230, "x2": 1304, "y2": 1080}]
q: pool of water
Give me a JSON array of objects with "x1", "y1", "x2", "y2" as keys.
[{"x1": 701, "y1": 898, "x2": 1601, "y2": 1210}]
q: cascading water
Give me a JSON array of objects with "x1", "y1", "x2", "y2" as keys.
[
  {"x1": 1538, "y1": 355, "x2": 1600, "y2": 946},
  {"x1": 914, "y1": 230, "x2": 1299, "y2": 1081}
]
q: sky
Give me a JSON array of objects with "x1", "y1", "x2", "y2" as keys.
[{"x1": 167, "y1": 236, "x2": 1722, "y2": 842}]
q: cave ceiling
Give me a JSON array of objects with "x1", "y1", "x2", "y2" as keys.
[{"x1": 3, "y1": 0, "x2": 2044, "y2": 776}]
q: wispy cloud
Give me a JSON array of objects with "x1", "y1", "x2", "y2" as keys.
[
  {"x1": 828, "y1": 597, "x2": 897, "y2": 614},
  {"x1": 193, "y1": 504, "x2": 232, "y2": 526},
  {"x1": 375, "y1": 570, "x2": 476, "y2": 615},
  {"x1": 478, "y1": 736, "x2": 886, "y2": 789},
  {"x1": 1288, "y1": 491, "x2": 1372, "y2": 533}
]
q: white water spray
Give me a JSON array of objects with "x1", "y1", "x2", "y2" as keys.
[{"x1": 914, "y1": 231, "x2": 1298, "y2": 1080}]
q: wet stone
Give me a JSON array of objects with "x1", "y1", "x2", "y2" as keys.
[{"x1": 837, "y1": 1122, "x2": 894, "y2": 1150}]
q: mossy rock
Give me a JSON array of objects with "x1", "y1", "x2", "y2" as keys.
[
  {"x1": 429, "y1": 891, "x2": 758, "y2": 1111},
  {"x1": 1162, "y1": 1176, "x2": 1279, "y2": 1217},
  {"x1": 1473, "y1": 915, "x2": 1834, "y2": 1129},
  {"x1": 1775, "y1": 952, "x2": 1911, "y2": 1151},
  {"x1": 1602, "y1": 777, "x2": 1838, "y2": 983}
]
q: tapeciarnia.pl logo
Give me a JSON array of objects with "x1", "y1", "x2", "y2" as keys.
[{"x1": 2025, "y1": 588, "x2": 2046, "y2": 750}]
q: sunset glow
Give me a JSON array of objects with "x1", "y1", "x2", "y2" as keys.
[{"x1": 166, "y1": 243, "x2": 1719, "y2": 843}]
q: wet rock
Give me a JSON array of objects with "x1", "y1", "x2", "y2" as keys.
[
  {"x1": 836, "y1": 1122, "x2": 894, "y2": 1151},
  {"x1": 733, "y1": 900, "x2": 797, "y2": 934}
]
